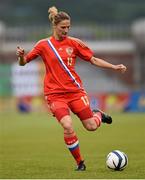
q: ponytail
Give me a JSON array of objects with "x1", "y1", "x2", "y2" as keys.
[{"x1": 48, "y1": 6, "x2": 70, "y2": 25}]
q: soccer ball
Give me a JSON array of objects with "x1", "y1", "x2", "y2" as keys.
[{"x1": 106, "y1": 150, "x2": 128, "y2": 171}]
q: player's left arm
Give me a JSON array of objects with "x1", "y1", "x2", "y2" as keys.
[{"x1": 90, "y1": 56, "x2": 127, "y2": 73}]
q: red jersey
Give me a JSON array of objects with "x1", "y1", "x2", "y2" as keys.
[{"x1": 25, "y1": 36, "x2": 93, "y2": 95}]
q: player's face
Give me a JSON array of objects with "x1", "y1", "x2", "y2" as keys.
[{"x1": 54, "y1": 20, "x2": 70, "y2": 40}]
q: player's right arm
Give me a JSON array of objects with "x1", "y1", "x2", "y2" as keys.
[
  {"x1": 16, "y1": 46, "x2": 27, "y2": 66},
  {"x1": 16, "y1": 40, "x2": 43, "y2": 66}
]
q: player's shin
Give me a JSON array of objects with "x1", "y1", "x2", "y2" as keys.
[{"x1": 64, "y1": 131, "x2": 83, "y2": 165}]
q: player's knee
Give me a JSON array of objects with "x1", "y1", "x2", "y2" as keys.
[
  {"x1": 82, "y1": 119, "x2": 98, "y2": 131},
  {"x1": 85, "y1": 124, "x2": 97, "y2": 131}
]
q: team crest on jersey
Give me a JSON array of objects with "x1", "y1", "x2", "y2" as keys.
[{"x1": 66, "y1": 47, "x2": 73, "y2": 56}]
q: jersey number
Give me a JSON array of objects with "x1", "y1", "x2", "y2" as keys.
[{"x1": 81, "y1": 96, "x2": 89, "y2": 106}]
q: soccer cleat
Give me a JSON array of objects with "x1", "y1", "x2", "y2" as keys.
[
  {"x1": 93, "y1": 109, "x2": 112, "y2": 124},
  {"x1": 75, "y1": 160, "x2": 86, "y2": 171}
]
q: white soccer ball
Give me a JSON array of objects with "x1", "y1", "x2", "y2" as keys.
[{"x1": 106, "y1": 150, "x2": 128, "y2": 171}]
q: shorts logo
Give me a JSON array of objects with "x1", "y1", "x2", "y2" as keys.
[{"x1": 66, "y1": 47, "x2": 73, "y2": 56}]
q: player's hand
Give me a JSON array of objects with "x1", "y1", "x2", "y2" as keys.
[
  {"x1": 16, "y1": 46, "x2": 25, "y2": 57},
  {"x1": 114, "y1": 64, "x2": 127, "y2": 73}
]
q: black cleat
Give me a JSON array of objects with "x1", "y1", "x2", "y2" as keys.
[
  {"x1": 75, "y1": 160, "x2": 86, "y2": 171},
  {"x1": 93, "y1": 109, "x2": 112, "y2": 124}
]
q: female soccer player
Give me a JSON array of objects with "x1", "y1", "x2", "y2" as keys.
[{"x1": 16, "y1": 6, "x2": 127, "y2": 171}]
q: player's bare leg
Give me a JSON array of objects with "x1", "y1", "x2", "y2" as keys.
[
  {"x1": 60, "y1": 115, "x2": 86, "y2": 171},
  {"x1": 79, "y1": 108, "x2": 112, "y2": 131},
  {"x1": 81, "y1": 112, "x2": 102, "y2": 131}
]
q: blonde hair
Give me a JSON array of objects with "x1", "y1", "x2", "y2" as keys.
[{"x1": 48, "y1": 6, "x2": 70, "y2": 25}]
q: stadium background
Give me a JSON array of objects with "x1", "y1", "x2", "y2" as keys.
[
  {"x1": 0, "y1": 0, "x2": 145, "y2": 113},
  {"x1": 0, "y1": 0, "x2": 145, "y2": 179}
]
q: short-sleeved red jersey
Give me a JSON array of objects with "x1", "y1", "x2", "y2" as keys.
[{"x1": 25, "y1": 36, "x2": 94, "y2": 95}]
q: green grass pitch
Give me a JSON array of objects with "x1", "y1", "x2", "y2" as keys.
[{"x1": 0, "y1": 111, "x2": 145, "y2": 179}]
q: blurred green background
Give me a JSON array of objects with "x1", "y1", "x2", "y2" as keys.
[{"x1": 1, "y1": 0, "x2": 145, "y2": 26}]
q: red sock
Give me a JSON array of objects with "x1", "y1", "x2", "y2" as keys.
[
  {"x1": 93, "y1": 112, "x2": 102, "y2": 127},
  {"x1": 64, "y1": 132, "x2": 83, "y2": 165}
]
